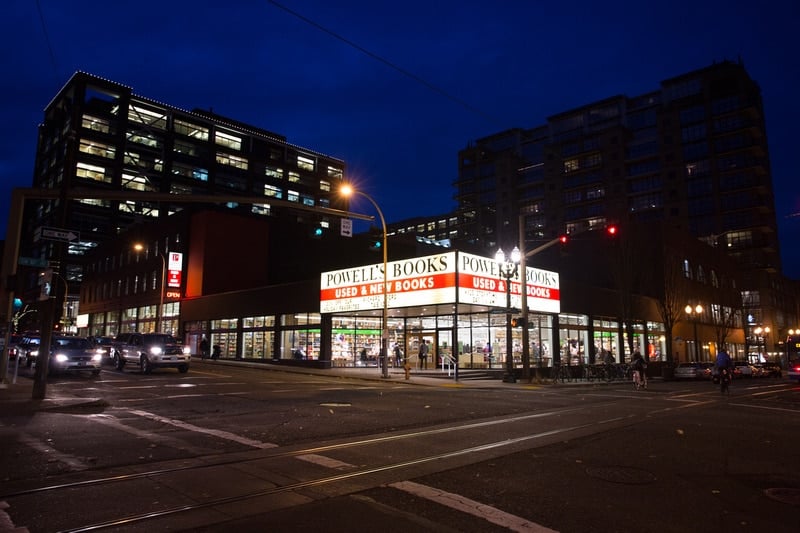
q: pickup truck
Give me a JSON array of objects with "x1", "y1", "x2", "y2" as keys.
[{"x1": 113, "y1": 332, "x2": 191, "y2": 374}]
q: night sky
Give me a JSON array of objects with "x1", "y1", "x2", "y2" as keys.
[{"x1": 3, "y1": 1, "x2": 799, "y2": 276}]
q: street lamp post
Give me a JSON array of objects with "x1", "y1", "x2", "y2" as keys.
[
  {"x1": 341, "y1": 185, "x2": 389, "y2": 379},
  {"x1": 685, "y1": 304, "x2": 703, "y2": 361},
  {"x1": 134, "y1": 244, "x2": 165, "y2": 333},
  {"x1": 754, "y1": 326, "x2": 770, "y2": 362},
  {"x1": 495, "y1": 247, "x2": 520, "y2": 383}
]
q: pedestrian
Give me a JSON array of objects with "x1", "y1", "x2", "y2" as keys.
[
  {"x1": 483, "y1": 342, "x2": 492, "y2": 368},
  {"x1": 393, "y1": 343, "x2": 403, "y2": 367},
  {"x1": 631, "y1": 351, "x2": 647, "y2": 389},
  {"x1": 419, "y1": 340, "x2": 428, "y2": 370},
  {"x1": 199, "y1": 336, "x2": 209, "y2": 360}
]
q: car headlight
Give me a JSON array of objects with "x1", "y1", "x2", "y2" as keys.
[
  {"x1": 96, "y1": 348, "x2": 106, "y2": 356},
  {"x1": 182, "y1": 347, "x2": 191, "y2": 355},
  {"x1": 150, "y1": 346, "x2": 163, "y2": 355},
  {"x1": 92, "y1": 353, "x2": 102, "y2": 362},
  {"x1": 31, "y1": 349, "x2": 39, "y2": 357},
  {"x1": 54, "y1": 353, "x2": 68, "y2": 363}
]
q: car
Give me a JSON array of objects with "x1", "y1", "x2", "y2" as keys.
[
  {"x1": 18, "y1": 335, "x2": 42, "y2": 367},
  {"x1": 732, "y1": 361, "x2": 754, "y2": 378},
  {"x1": 788, "y1": 360, "x2": 800, "y2": 381},
  {"x1": 674, "y1": 362, "x2": 708, "y2": 380},
  {"x1": 42, "y1": 336, "x2": 103, "y2": 375},
  {"x1": 114, "y1": 333, "x2": 191, "y2": 374},
  {"x1": 753, "y1": 362, "x2": 782, "y2": 378},
  {"x1": 4, "y1": 334, "x2": 24, "y2": 361},
  {"x1": 89, "y1": 336, "x2": 116, "y2": 364}
]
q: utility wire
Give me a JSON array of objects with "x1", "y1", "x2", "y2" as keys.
[
  {"x1": 266, "y1": 0, "x2": 504, "y2": 128},
  {"x1": 36, "y1": 0, "x2": 59, "y2": 76}
]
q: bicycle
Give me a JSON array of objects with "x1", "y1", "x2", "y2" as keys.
[
  {"x1": 551, "y1": 363, "x2": 572, "y2": 383},
  {"x1": 632, "y1": 367, "x2": 647, "y2": 390},
  {"x1": 719, "y1": 368, "x2": 731, "y2": 395}
]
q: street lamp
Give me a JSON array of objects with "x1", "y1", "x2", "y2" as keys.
[
  {"x1": 340, "y1": 184, "x2": 389, "y2": 379},
  {"x1": 685, "y1": 304, "x2": 703, "y2": 361},
  {"x1": 754, "y1": 326, "x2": 770, "y2": 362},
  {"x1": 134, "y1": 243, "x2": 165, "y2": 333},
  {"x1": 495, "y1": 246, "x2": 520, "y2": 383}
]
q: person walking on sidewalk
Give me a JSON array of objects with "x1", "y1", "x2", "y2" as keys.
[{"x1": 419, "y1": 340, "x2": 429, "y2": 370}]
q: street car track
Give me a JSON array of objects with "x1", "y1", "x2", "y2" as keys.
[
  {"x1": 4, "y1": 384, "x2": 792, "y2": 531},
  {"x1": 3, "y1": 404, "x2": 629, "y2": 532}
]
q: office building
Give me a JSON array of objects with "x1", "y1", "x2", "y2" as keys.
[{"x1": 19, "y1": 71, "x2": 348, "y2": 329}]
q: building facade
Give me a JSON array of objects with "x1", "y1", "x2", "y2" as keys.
[
  {"x1": 19, "y1": 71, "x2": 348, "y2": 331},
  {"x1": 439, "y1": 60, "x2": 796, "y2": 361}
]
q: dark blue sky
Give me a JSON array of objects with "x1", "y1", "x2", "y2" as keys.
[{"x1": 3, "y1": 1, "x2": 799, "y2": 276}]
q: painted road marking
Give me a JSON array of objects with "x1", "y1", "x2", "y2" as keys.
[{"x1": 390, "y1": 480, "x2": 558, "y2": 532}]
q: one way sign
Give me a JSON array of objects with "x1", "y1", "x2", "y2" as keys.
[{"x1": 34, "y1": 226, "x2": 80, "y2": 243}]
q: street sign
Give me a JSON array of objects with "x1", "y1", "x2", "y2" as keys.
[
  {"x1": 18, "y1": 256, "x2": 49, "y2": 268},
  {"x1": 340, "y1": 219, "x2": 353, "y2": 237},
  {"x1": 34, "y1": 226, "x2": 80, "y2": 243}
]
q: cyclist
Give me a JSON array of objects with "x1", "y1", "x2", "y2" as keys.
[
  {"x1": 630, "y1": 351, "x2": 647, "y2": 390},
  {"x1": 715, "y1": 348, "x2": 733, "y2": 394}
]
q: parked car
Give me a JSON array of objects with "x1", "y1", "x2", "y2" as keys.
[
  {"x1": 43, "y1": 336, "x2": 103, "y2": 375},
  {"x1": 753, "y1": 362, "x2": 782, "y2": 378},
  {"x1": 674, "y1": 362, "x2": 708, "y2": 380},
  {"x1": 114, "y1": 333, "x2": 191, "y2": 374},
  {"x1": 733, "y1": 361, "x2": 754, "y2": 378}
]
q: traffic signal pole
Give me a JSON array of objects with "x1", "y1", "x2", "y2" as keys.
[
  {"x1": 518, "y1": 220, "x2": 591, "y2": 382},
  {"x1": 0, "y1": 189, "x2": 25, "y2": 389}
]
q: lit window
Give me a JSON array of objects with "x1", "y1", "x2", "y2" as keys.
[
  {"x1": 79, "y1": 140, "x2": 116, "y2": 159},
  {"x1": 263, "y1": 184, "x2": 282, "y2": 198},
  {"x1": 564, "y1": 159, "x2": 579, "y2": 173},
  {"x1": 122, "y1": 174, "x2": 154, "y2": 192},
  {"x1": 174, "y1": 119, "x2": 209, "y2": 140},
  {"x1": 297, "y1": 155, "x2": 315, "y2": 171},
  {"x1": 82, "y1": 115, "x2": 110, "y2": 133},
  {"x1": 288, "y1": 171, "x2": 300, "y2": 183},
  {"x1": 252, "y1": 203, "x2": 271, "y2": 216},
  {"x1": 76, "y1": 162, "x2": 110, "y2": 183},
  {"x1": 215, "y1": 130, "x2": 242, "y2": 151},
  {"x1": 265, "y1": 166, "x2": 283, "y2": 179},
  {"x1": 327, "y1": 166, "x2": 343, "y2": 179},
  {"x1": 128, "y1": 105, "x2": 167, "y2": 129},
  {"x1": 320, "y1": 180, "x2": 331, "y2": 192},
  {"x1": 216, "y1": 152, "x2": 248, "y2": 170}
]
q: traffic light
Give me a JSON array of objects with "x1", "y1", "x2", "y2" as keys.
[
  {"x1": 606, "y1": 224, "x2": 618, "y2": 237},
  {"x1": 558, "y1": 234, "x2": 569, "y2": 244},
  {"x1": 511, "y1": 317, "x2": 526, "y2": 328},
  {"x1": 368, "y1": 226, "x2": 383, "y2": 251},
  {"x1": 310, "y1": 226, "x2": 324, "y2": 239},
  {"x1": 38, "y1": 268, "x2": 53, "y2": 301}
]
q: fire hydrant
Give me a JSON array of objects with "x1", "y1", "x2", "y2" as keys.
[{"x1": 403, "y1": 360, "x2": 411, "y2": 380}]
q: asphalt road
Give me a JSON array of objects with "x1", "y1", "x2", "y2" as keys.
[{"x1": 1, "y1": 361, "x2": 798, "y2": 532}]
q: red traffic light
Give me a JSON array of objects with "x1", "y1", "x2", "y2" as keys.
[
  {"x1": 559, "y1": 234, "x2": 569, "y2": 244},
  {"x1": 606, "y1": 225, "x2": 618, "y2": 236}
]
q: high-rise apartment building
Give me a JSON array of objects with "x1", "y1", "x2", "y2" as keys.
[
  {"x1": 21, "y1": 71, "x2": 348, "y2": 322},
  {"x1": 449, "y1": 60, "x2": 794, "y2": 351}
]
